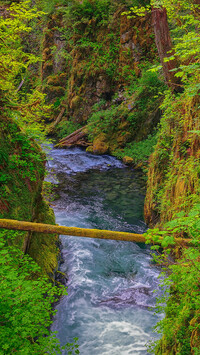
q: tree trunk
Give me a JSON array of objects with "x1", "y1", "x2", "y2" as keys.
[
  {"x1": 152, "y1": 6, "x2": 183, "y2": 92},
  {"x1": 0, "y1": 218, "x2": 192, "y2": 245},
  {"x1": 55, "y1": 126, "x2": 88, "y2": 148}
]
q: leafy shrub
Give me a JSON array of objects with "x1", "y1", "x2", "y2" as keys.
[
  {"x1": 133, "y1": 71, "x2": 166, "y2": 109},
  {"x1": 66, "y1": 0, "x2": 112, "y2": 25},
  {"x1": 145, "y1": 204, "x2": 200, "y2": 354},
  {"x1": 56, "y1": 120, "x2": 81, "y2": 139},
  {"x1": 0, "y1": 1, "x2": 52, "y2": 143},
  {"x1": 87, "y1": 104, "x2": 129, "y2": 139},
  {"x1": 0, "y1": 229, "x2": 80, "y2": 354},
  {"x1": 114, "y1": 134, "x2": 158, "y2": 164}
]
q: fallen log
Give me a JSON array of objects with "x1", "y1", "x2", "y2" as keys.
[
  {"x1": 55, "y1": 126, "x2": 88, "y2": 148},
  {"x1": 59, "y1": 126, "x2": 87, "y2": 143},
  {"x1": 0, "y1": 219, "x2": 192, "y2": 245}
]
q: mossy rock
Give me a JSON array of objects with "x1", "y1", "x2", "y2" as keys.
[
  {"x1": 70, "y1": 95, "x2": 81, "y2": 109},
  {"x1": 93, "y1": 134, "x2": 109, "y2": 154},
  {"x1": 123, "y1": 156, "x2": 134, "y2": 165},
  {"x1": 86, "y1": 146, "x2": 94, "y2": 153}
]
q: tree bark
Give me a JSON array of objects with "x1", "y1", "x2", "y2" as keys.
[
  {"x1": 55, "y1": 126, "x2": 88, "y2": 148},
  {"x1": 152, "y1": 6, "x2": 183, "y2": 92}
]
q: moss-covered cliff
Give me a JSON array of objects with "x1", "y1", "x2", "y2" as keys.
[
  {"x1": 144, "y1": 93, "x2": 200, "y2": 355},
  {"x1": 0, "y1": 116, "x2": 58, "y2": 277},
  {"x1": 42, "y1": 1, "x2": 156, "y2": 120},
  {"x1": 40, "y1": 0, "x2": 164, "y2": 164},
  {"x1": 144, "y1": 94, "x2": 200, "y2": 226}
]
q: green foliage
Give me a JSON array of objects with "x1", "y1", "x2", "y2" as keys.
[
  {"x1": 122, "y1": 4, "x2": 151, "y2": 18},
  {"x1": 128, "y1": 0, "x2": 200, "y2": 96},
  {"x1": 136, "y1": 70, "x2": 165, "y2": 96},
  {"x1": 36, "y1": 0, "x2": 58, "y2": 14},
  {"x1": 0, "y1": 1, "x2": 51, "y2": 142},
  {"x1": 144, "y1": 59, "x2": 200, "y2": 352},
  {"x1": 43, "y1": 181, "x2": 57, "y2": 202},
  {"x1": 12, "y1": 90, "x2": 52, "y2": 142},
  {"x1": 67, "y1": 20, "x2": 120, "y2": 78},
  {"x1": 146, "y1": 84, "x2": 200, "y2": 221},
  {"x1": 0, "y1": 1, "x2": 43, "y2": 94},
  {"x1": 88, "y1": 104, "x2": 127, "y2": 139},
  {"x1": 88, "y1": 70, "x2": 164, "y2": 138},
  {"x1": 56, "y1": 119, "x2": 81, "y2": 139},
  {"x1": 115, "y1": 134, "x2": 158, "y2": 164},
  {"x1": 66, "y1": 0, "x2": 112, "y2": 25},
  {"x1": 86, "y1": 69, "x2": 164, "y2": 164},
  {"x1": 126, "y1": 71, "x2": 166, "y2": 125},
  {"x1": 0, "y1": 229, "x2": 79, "y2": 354},
  {"x1": 0, "y1": 119, "x2": 47, "y2": 228},
  {"x1": 144, "y1": 204, "x2": 200, "y2": 354},
  {"x1": 60, "y1": 0, "x2": 134, "y2": 90},
  {"x1": 157, "y1": 0, "x2": 200, "y2": 96},
  {"x1": 0, "y1": 120, "x2": 44, "y2": 184}
]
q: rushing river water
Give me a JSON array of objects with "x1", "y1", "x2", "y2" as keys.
[{"x1": 47, "y1": 146, "x2": 162, "y2": 355}]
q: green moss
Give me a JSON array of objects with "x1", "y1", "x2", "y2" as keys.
[
  {"x1": 0, "y1": 117, "x2": 58, "y2": 276},
  {"x1": 114, "y1": 134, "x2": 158, "y2": 166},
  {"x1": 0, "y1": 118, "x2": 44, "y2": 220},
  {"x1": 71, "y1": 95, "x2": 81, "y2": 109},
  {"x1": 55, "y1": 119, "x2": 81, "y2": 139},
  {"x1": 144, "y1": 89, "x2": 200, "y2": 353},
  {"x1": 145, "y1": 92, "x2": 200, "y2": 225},
  {"x1": 84, "y1": 70, "x2": 163, "y2": 163},
  {"x1": 28, "y1": 199, "x2": 59, "y2": 278}
]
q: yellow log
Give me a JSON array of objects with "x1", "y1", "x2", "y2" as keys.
[{"x1": 0, "y1": 219, "x2": 192, "y2": 244}]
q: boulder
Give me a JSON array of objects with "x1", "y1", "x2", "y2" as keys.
[
  {"x1": 123, "y1": 156, "x2": 134, "y2": 165},
  {"x1": 86, "y1": 146, "x2": 93, "y2": 153},
  {"x1": 93, "y1": 134, "x2": 109, "y2": 154}
]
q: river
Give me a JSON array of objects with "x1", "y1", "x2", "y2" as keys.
[{"x1": 47, "y1": 146, "x2": 162, "y2": 355}]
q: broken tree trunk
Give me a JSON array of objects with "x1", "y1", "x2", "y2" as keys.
[
  {"x1": 152, "y1": 6, "x2": 183, "y2": 92},
  {"x1": 0, "y1": 219, "x2": 192, "y2": 245},
  {"x1": 55, "y1": 125, "x2": 88, "y2": 148}
]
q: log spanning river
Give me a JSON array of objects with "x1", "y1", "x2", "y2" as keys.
[{"x1": 47, "y1": 146, "x2": 162, "y2": 355}]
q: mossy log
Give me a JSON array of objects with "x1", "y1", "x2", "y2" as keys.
[
  {"x1": 0, "y1": 219, "x2": 192, "y2": 244},
  {"x1": 55, "y1": 126, "x2": 88, "y2": 148}
]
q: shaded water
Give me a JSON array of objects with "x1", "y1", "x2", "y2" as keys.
[{"x1": 47, "y1": 147, "x2": 161, "y2": 355}]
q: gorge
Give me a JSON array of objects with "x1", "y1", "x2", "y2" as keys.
[{"x1": 0, "y1": 0, "x2": 200, "y2": 354}]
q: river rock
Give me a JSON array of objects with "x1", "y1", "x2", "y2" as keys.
[
  {"x1": 93, "y1": 134, "x2": 109, "y2": 154},
  {"x1": 123, "y1": 156, "x2": 134, "y2": 165},
  {"x1": 86, "y1": 146, "x2": 94, "y2": 153}
]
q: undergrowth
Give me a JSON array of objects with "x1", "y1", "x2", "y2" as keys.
[
  {"x1": 145, "y1": 203, "x2": 200, "y2": 354},
  {"x1": 0, "y1": 229, "x2": 79, "y2": 355},
  {"x1": 55, "y1": 120, "x2": 81, "y2": 139},
  {"x1": 114, "y1": 134, "x2": 158, "y2": 165}
]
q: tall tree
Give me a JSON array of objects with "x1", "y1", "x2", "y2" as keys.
[{"x1": 151, "y1": 6, "x2": 183, "y2": 92}]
